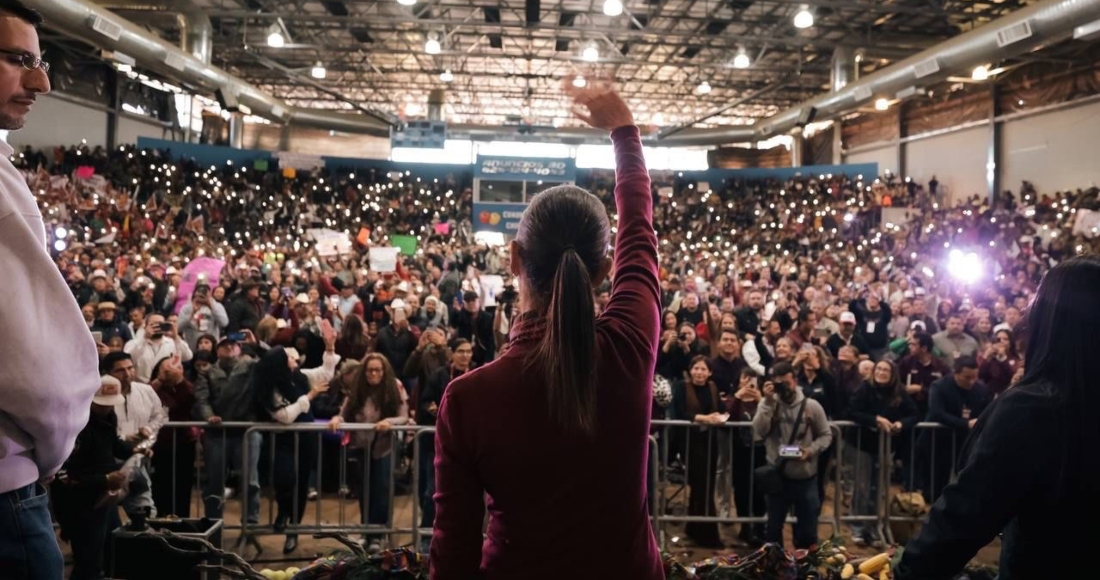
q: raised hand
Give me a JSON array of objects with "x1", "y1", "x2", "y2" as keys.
[{"x1": 563, "y1": 76, "x2": 634, "y2": 132}]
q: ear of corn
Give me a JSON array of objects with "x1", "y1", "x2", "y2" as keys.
[
  {"x1": 856, "y1": 574, "x2": 875, "y2": 580},
  {"x1": 859, "y1": 553, "x2": 891, "y2": 574},
  {"x1": 879, "y1": 566, "x2": 891, "y2": 580},
  {"x1": 841, "y1": 563, "x2": 855, "y2": 579}
]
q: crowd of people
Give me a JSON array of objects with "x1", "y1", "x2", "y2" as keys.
[{"x1": 15, "y1": 136, "x2": 1099, "y2": 575}]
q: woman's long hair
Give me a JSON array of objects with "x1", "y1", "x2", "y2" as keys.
[
  {"x1": 340, "y1": 313, "x2": 369, "y2": 348},
  {"x1": 342, "y1": 353, "x2": 403, "y2": 422},
  {"x1": 980, "y1": 256, "x2": 1100, "y2": 496},
  {"x1": 515, "y1": 185, "x2": 610, "y2": 437},
  {"x1": 683, "y1": 355, "x2": 719, "y2": 418}
]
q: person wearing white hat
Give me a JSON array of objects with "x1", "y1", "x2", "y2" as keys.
[
  {"x1": 0, "y1": 7, "x2": 101, "y2": 576},
  {"x1": 825, "y1": 311, "x2": 871, "y2": 359},
  {"x1": 50, "y1": 376, "x2": 143, "y2": 580}
]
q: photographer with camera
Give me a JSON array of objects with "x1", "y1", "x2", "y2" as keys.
[
  {"x1": 123, "y1": 313, "x2": 194, "y2": 383},
  {"x1": 658, "y1": 321, "x2": 707, "y2": 382},
  {"x1": 751, "y1": 361, "x2": 832, "y2": 550},
  {"x1": 178, "y1": 282, "x2": 230, "y2": 351}
]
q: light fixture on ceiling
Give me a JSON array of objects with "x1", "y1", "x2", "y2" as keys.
[
  {"x1": 603, "y1": 0, "x2": 624, "y2": 16},
  {"x1": 972, "y1": 64, "x2": 990, "y2": 80},
  {"x1": 573, "y1": 75, "x2": 587, "y2": 88},
  {"x1": 582, "y1": 42, "x2": 599, "y2": 62},
  {"x1": 425, "y1": 31, "x2": 442, "y2": 54},
  {"x1": 116, "y1": 62, "x2": 132, "y2": 73},
  {"x1": 652, "y1": 112, "x2": 665, "y2": 125},
  {"x1": 398, "y1": 0, "x2": 416, "y2": 5},
  {"x1": 311, "y1": 61, "x2": 326, "y2": 79},
  {"x1": 266, "y1": 23, "x2": 285, "y2": 48},
  {"x1": 440, "y1": 69, "x2": 454, "y2": 82},
  {"x1": 732, "y1": 47, "x2": 751, "y2": 69},
  {"x1": 875, "y1": 98, "x2": 890, "y2": 111},
  {"x1": 793, "y1": 6, "x2": 814, "y2": 28},
  {"x1": 697, "y1": 80, "x2": 712, "y2": 95}
]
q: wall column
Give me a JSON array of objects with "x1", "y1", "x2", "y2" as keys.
[{"x1": 987, "y1": 83, "x2": 1003, "y2": 204}]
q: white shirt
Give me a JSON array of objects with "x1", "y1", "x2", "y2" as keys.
[
  {"x1": 124, "y1": 335, "x2": 194, "y2": 383},
  {"x1": 114, "y1": 381, "x2": 168, "y2": 440},
  {"x1": 0, "y1": 140, "x2": 100, "y2": 492}
]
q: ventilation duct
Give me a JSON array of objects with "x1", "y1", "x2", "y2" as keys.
[
  {"x1": 660, "y1": 0, "x2": 1100, "y2": 147},
  {"x1": 29, "y1": 0, "x2": 392, "y2": 136}
]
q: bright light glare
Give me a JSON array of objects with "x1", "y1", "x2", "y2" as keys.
[
  {"x1": 582, "y1": 44, "x2": 599, "y2": 62},
  {"x1": 696, "y1": 81, "x2": 712, "y2": 95},
  {"x1": 311, "y1": 62, "x2": 326, "y2": 79},
  {"x1": 843, "y1": 213, "x2": 855, "y2": 223},
  {"x1": 972, "y1": 65, "x2": 989, "y2": 81},
  {"x1": 733, "y1": 50, "x2": 751, "y2": 69},
  {"x1": 398, "y1": 0, "x2": 417, "y2": 5},
  {"x1": 572, "y1": 75, "x2": 587, "y2": 88},
  {"x1": 793, "y1": 8, "x2": 814, "y2": 28},
  {"x1": 440, "y1": 69, "x2": 454, "y2": 82},
  {"x1": 603, "y1": 0, "x2": 623, "y2": 16},
  {"x1": 53, "y1": 240, "x2": 66, "y2": 252},
  {"x1": 425, "y1": 37, "x2": 441, "y2": 54},
  {"x1": 266, "y1": 32, "x2": 285, "y2": 48},
  {"x1": 875, "y1": 98, "x2": 890, "y2": 111},
  {"x1": 947, "y1": 249, "x2": 983, "y2": 284},
  {"x1": 55, "y1": 227, "x2": 68, "y2": 239}
]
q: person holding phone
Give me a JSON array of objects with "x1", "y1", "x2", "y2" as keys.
[
  {"x1": 123, "y1": 314, "x2": 194, "y2": 383},
  {"x1": 431, "y1": 79, "x2": 663, "y2": 579},
  {"x1": 178, "y1": 283, "x2": 229, "y2": 350}
]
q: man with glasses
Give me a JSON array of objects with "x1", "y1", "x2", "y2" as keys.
[{"x1": 0, "y1": 3, "x2": 99, "y2": 579}]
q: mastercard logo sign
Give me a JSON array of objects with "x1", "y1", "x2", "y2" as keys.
[{"x1": 478, "y1": 211, "x2": 502, "y2": 225}]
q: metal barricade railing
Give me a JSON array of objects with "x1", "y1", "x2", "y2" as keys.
[{"x1": 146, "y1": 418, "x2": 957, "y2": 556}]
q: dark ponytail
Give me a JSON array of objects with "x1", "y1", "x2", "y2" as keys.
[
  {"x1": 515, "y1": 185, "x2": 610, "y2": 438},
  {"x1": 536, "y1": 248, "x2": 598, "y2": 436}
]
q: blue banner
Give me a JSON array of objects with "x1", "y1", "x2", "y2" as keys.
[
  {"x1": 136, "y1": 138, "x2": 274, "y2": 168},
  {"x1": 472, "y1": 201, "x2": 527, "y2": 234},
  {"x1": 475, "y1": 156, "x2": 576, "y2": 182}
]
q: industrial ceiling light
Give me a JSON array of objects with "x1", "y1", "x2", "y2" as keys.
[
  {"x1": 582, "y1": 42, "x2": 599, "y2": 62},
  {"x1": 793, "y1": 6, "x2": 814, "y2": 28},
  {"x1": 875, "y1": 98, "x2": 890, "y2": 111},
  {"x1": 652, "y1": 112, "x2": 665, "y2": 125},
  {"x1": 266, "y1": 24, "x2": 285, "y2": 48},
  {"x1": 573, "y1": 75, "x2": 587, "y2": 88},
  {"x1": 425, "y1": 31, "x2": 442, "y2": 54},
  {"x1": 603, "y1": 0, "x2": 624, "y2": 16},
  {"x1": 971, "y1": 64, "x2": 990, "y2": 80},
  {"x1": 311, "y1": 61, "x2": 326, "y2": 79},
  {"x1": 440, "y1": 69, "x2": 454, "y2": 82},
  {"x1": 732, "y1": 47, "x2": 751, "y2": 69},
  {"x1": 696, "y1": 80, "x2": 712, "y2": 95},
  {"x1": 398, "y1": 0, "x2": 416, "y2": 5}
]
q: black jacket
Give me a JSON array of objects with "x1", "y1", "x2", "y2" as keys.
[
  {"x1": 897, "y1": 384, "x2": 1092, "y2": 580},
  {"x1": 375, "y1": 324, "x2": 418, "y2": 379},
  {"x1": 450, "y1": 309, "x2": 495, "y2": 366},
  {"x1": 55, "y1": 411, "x2": 134, "y2": 499},
  {"x1": 846, "y1": 382, "x2": 920, "y2": 454}
]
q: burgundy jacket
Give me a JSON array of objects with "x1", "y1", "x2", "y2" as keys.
[{"x1": 430, "y1": 126, "x2": 664, "y2": 579}]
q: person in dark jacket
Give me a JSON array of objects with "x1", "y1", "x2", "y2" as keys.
[
  {"x1": 846, "y1": 360, "x2": 919, "y2": 546},
  {"x1": 415, "y1": 338, "x2": 474, "y2": 541},
  {"x1": 672, "y1": 356, "x2": 726, "y2": 549},
  {"x1": 51, "y1": 377, "x2": 140, "y2": 580},
  {"x1": 448, "y1": 291, "x2": 495, "y2": 367},
  {"x1": 849, "y1": 291, "x2": 892, "y2": 360},
  {"x1": 376, "y1": 299, "x2": 418, "y2": 381},
  {"x1": 897, "y1": 256, "x2": 1100, "y2": 580},
  {"x1": 226, "y1": 282, "x2": 265, "y2": 333},
  {"x1": 916, "y1": 355, "x2": 991, "y2": 503},
  {"x1": 148, "y1": 355, "x2": 197, "y2": 518}
]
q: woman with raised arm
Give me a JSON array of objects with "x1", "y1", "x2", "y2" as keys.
[{"x1": 430, "y1": 80, "x2": 663, "y2": 579}]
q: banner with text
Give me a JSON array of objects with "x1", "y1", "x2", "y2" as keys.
[
  {"x1": 475, "y1": 156, "x2": 576, "y2": 182},
  {"x1": 472, "y1": 201, "x2": 527, "y2": 234}
]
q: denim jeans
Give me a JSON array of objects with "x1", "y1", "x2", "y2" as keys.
[
  {"x1": 765, "y1": 475, "x2": 821, "y2": 549},
  {"x1": 0, "y1": 484, "x2": 63, "y2": 580},
  {"x1": 203, "y1": 430, "x2": 262, "y2": 523},
  {"x1": 850, "y1": 447, "x2": 882, "y2": 540},
  {"x1": 348, "y1": 448, "x2": 393, "y2": 530}
]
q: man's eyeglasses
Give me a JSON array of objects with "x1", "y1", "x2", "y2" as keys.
[{"x1": 0, "y1": 49, "x2": 49, "y2": 73}]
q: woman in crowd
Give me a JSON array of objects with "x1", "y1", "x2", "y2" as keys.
[
  {"x1": 148, "y1": 355, "x2": 197, "y2": 518},
  {"x1": 329, "y1": 353, "x2": 409, "y2": 553},
  {"x1": 978, "y1": 328, "x2": 1021, "y2": 396},
  {"x1": 727, "y1": 367, "x2": 767, "y2": 546},
  {"x1": 846, "y1": 360, "x2": 918, "y2": 546},
  {"x1": 253, "y1": 321, "x2": 340, "y2": 554},
  {"x1": 794, "y1": 344, "x2": 839, "y2": 507},
  {"x1": 430, "y1": 80, "x2": 664, "y2": 578},
  {"x1": 659, "y1": 321, "x2": 708, "y2": 382},
  {"x1": 898, "y1": 256, "x2": 1100, "y2": 579},
  {"x1": 672, "y1": 355, "x2": 726, "y2": 548},
  {"x1": 335, "y1": 313, "x2": 372, "y2": 361}
]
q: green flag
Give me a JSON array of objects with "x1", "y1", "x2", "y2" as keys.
[
  {"x1": 253, "y1": 158, "x2": 269, "y2": 171},
  {"x1": 391, "y1": 234, "x2": 417, "y2": 256}
]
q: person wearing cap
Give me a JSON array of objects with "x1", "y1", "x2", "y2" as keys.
[
  {"x1": 88, "y1": 268, "x2": 121, "y2": 305},
  {"x1": 91, "y1": 301, "x2": 134, "y2": 344},
  {"x1": 421, "y1": 295, "x2": 449, "y2": 328},
  {"x1": 375, "y1": 298, "x2": 418, "y2": 382},
  {"x1": 50, "y1": 376, "x2": 141, "y2": 580},
  {"x1": 826, "y1": 311, "x2": 871, "y2": 360},
  {"x1": 449, "y1": 290, "x2": 496, "y2": 367},
  {"x1": 324, "y1": 275, "x2": 365, "y2": 333},
  {"x1": 226, "y1": 281, "x2": 266, "y2": 335},
  {"x1": 179, "y1": 282, "x2": 230, "y2": 351},
  {"x1": 193, "y1": 334, "x2": 262, "y2": 525}
]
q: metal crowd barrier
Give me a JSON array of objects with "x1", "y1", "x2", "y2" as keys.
[{"x1": 146, "y1": 419, "x2": 961, "y2": 555}]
